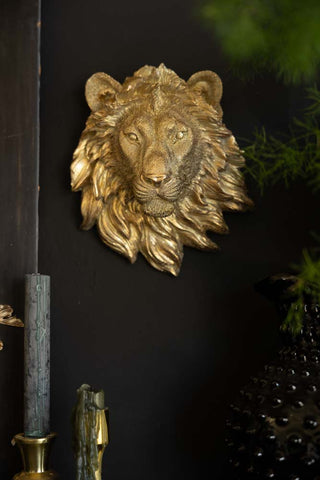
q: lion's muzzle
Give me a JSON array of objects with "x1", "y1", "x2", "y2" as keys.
[
  {"x1": 143, "y1": 198, "x2": 175, "y2": 217},
  {"x1": 133, "y1": 175, "x2": 182, "y2": 217}
]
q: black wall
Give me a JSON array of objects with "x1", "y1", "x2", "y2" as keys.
[{"x1": 39, "y1": 1, "x2": 320, "y2": 479}]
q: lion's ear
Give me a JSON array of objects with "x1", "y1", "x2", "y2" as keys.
[
  {"x1": 187, "y1": 71, "x2": 223, "y2": 108},
  {"x1": 85, "y1": 72, "x2": 122, "y2": 111}
]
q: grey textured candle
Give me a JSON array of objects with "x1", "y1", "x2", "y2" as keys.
[{"x1": 24, "y1": 274, "x2": 50, "y2": 438}]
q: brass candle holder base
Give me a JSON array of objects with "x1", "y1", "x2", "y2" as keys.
[{"x1": 12, "y1": 433, "x2": 58, "y2": 479}]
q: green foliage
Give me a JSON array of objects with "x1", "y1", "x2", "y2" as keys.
[
  {"x1": 200, "y1": 0, "x2": 320, "y2": 84},
  {"x1": 243, "y1": 87, "x2": 320, "y2": 193},
  {"x1": 241, "y1": 88, "x2": 320, "y2": 335},
  {"x1": 199, "y1": 0, "x2": 320, "y2": 334},
  {"x1": 282, "y1": 249, "x2": 320, "y2": 335}
]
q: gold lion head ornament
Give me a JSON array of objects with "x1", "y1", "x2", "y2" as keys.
[{"x1": 71, "y1": 64, "x2": 253, "y2": 275}]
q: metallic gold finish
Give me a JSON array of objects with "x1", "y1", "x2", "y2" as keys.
[
  {"x1": 72, "y1": 384, "x2": 109, "y2": 480},
  {"x1": 0, "y1": 304, "x2": 23, "y2": 327},
  {"x1": 0, "y1": 304, "x2": 23, "y2": 351},
  {"x1": 12, "y1": 433, "x2": 58, "y2": 479},
  {"x1": 71, "y1": 64, "x2": 253, "y2": 275},
  {"x1": 95, "y1": 407, "x2": 109, "y2": 480}
]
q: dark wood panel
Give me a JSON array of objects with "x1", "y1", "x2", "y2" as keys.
[{"x1": 0, "y1": 0, "x2": 40, "y2": 476}]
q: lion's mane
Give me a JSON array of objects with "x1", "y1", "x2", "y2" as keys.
[{"x1": 71, "y1": 65, "x2": 252, "y2": 275}]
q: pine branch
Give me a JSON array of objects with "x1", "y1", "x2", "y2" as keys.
[{"x1": 243, "y1": 87, "x2": 320, "y2": 193}]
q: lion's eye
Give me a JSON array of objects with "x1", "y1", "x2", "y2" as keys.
[
  {"x1": 174, "y1": 130, "x2": 187, "y2": 142},
  {"x1": 126, "y1": 132, "x2": 139, "y2": 143}
]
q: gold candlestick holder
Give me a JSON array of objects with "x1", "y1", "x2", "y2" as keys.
[
  {"x1": 72, "y1": 384, "x2": 109, "y2": 480},
  {"x1": 12, "y1": 433, "x2": 58, "y2": 479},
  {"x1": 95, "y1": 407, "x2": 109, "y2": 480}
]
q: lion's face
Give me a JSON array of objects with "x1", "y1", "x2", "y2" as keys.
[
  {"x1": 117, "y1": 111, "x2": 199, "y2": 217},
  {"x1": 71, "y1": 64, "x2": 252, "y2": 275}
]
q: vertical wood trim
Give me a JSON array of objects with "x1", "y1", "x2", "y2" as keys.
[
  {"x1": 0, "y1": 0, "x2": 40, "y2": 303},
  {"x1": 0, "y1": 0, "x2": 41, "y2": 476}
]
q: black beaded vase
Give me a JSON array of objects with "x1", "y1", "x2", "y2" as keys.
[{"x1": 226, "y1": 276, "x2": 320, "y2": 480}]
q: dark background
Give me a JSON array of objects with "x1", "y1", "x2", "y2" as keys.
[
  {"x1": 1, "y1": 0, "x2": 320, "y2": 478},
  {"x1": 39, "y1": 1, "x2": 320, "y2": 478}
]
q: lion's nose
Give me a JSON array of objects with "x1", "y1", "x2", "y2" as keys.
[{"x1": 142, "y1": 173, "x2": 168, "y2": 187}]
